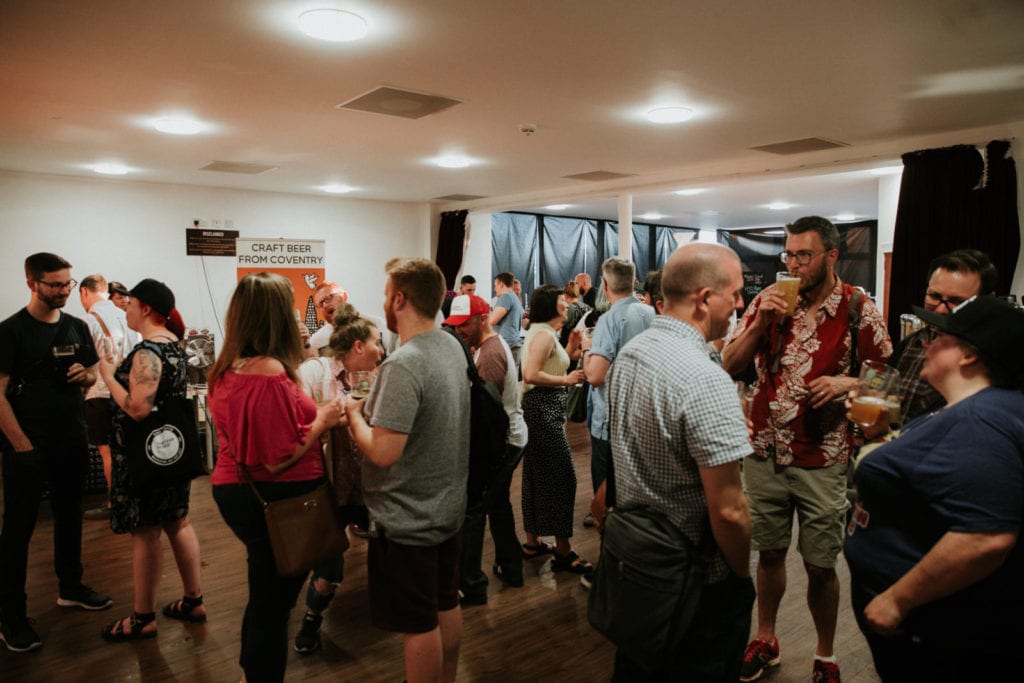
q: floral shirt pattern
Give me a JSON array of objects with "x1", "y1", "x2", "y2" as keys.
[{"x1": 729, "y1": 277, "x2": 892, "y2": 468}]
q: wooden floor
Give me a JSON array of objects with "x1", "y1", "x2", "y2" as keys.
[{"x1": 1, "y1": 423, "x2": 881, "y2": 682}]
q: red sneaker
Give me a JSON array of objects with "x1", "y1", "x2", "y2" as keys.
[
  {"x1": 812, "y1": 658, "x2": 841, "y2": 683},
  {"x1": 739, "y1": 637, "x2": 780, "y2": 682}
]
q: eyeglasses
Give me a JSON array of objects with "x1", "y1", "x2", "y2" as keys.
[
  {"x1": 779, "y1": 250, "x2": 826, "y2": 266},
  {"x1": 316, "y1": 293, "x2": 341, "y2": 309},
  {"x1": 36, "y1": 278, "x2": 77, "y2": 291},
  {"x1": 924, "y1": 291, "x2": 970, "y2": 310}
]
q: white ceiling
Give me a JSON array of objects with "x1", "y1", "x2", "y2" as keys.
[{"x1": 2, "y1": 0, "x2": 1023, "y2": 229}]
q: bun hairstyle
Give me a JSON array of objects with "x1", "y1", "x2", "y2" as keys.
[{"x1": 329, "y1": 303, "x2": 378, "y2": 356}]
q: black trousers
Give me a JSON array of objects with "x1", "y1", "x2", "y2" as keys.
[
  {"x1": 460, "y1": 444, "x2": 525, "y2": 598},
  {"x1": 611, "y1": 574, "x2": 756, "y2": 683},
  {"x1": 0, "y1": 441, "x2": 88, "y2": 620},
  {"x1": 213, "y1": 479, "x2": 321, "y2": 683}
]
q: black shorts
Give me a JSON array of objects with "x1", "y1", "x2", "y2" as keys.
[
  {"x1": 84, "y1": 397, "x2": 113, "y2": 446},
  {"x1": 367, "y1": 531, "x2": 461, "y2": 634}
]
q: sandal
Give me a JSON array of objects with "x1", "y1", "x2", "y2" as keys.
[
  {"x1": 521, "y1": 541, "x2": 555, "y2": 560},
  {"x1": 162, "y1": 595, "x2": 206, "y2": 623},
  {"x1": 101, "y1": 612, "x2": 157, "y2": 642},
  {"x1": 550, "y1": 550, "x2": 593, "y2": 574}
]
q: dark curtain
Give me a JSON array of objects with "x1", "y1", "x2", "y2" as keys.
[
  {"x1": 888, "y1": 140, "x2": 1019, "y2": 336},
  {"x1": 435, "y1": 209, "x2": 468, "y2": 290},
  {"x1": 719, "y1": 222, "x2": 877, "y2": 309}
]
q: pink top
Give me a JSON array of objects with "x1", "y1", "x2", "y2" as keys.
[{"x1": 209, "y1": 371, "x2": 323, "y2": 484}]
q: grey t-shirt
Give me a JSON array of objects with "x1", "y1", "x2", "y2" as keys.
[
  {"x1": 363, "y1": 328, "x2": 470, "y2": 545},
  {"x1": 492, "y1": 292, "x2": 523, "y2": 349}
]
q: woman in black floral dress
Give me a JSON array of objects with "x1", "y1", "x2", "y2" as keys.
[{"x1": 97, "y1": 279, "x2": 205, "y2": 641}]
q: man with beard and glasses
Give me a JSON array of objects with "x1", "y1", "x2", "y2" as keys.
[
  {"x1": 888, "y1": 249, "x2": 997, "y2": 424},
  {"x1": 0, "y1": 253, "x2": 113, "y2": 653},
  {"x1": 723, "y1": 217, "x2": 891, "y2": 683}
]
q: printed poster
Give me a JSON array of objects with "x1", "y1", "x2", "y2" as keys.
[{"x1": 236, "y1": 238, "x2": 326, "y2": 335}]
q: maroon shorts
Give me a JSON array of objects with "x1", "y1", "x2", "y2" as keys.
[{"x1": 367, "y1": 531, "x2": 461, "y2": 633}]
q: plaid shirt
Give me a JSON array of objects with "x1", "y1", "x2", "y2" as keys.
[
  {"x1": 608, "y1": 316, "x2": 751, "y2": 583},
  {"x1": 729, "y1": 277, "x2": 892, "y2": 468},
  {"x1": 889, "y1": 329, "x2": 945, "y2": 423}
]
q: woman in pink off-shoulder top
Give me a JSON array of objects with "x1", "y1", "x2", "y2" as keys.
[{"x1": 207, "y1": 272, "x2": 341, "y2": 683}]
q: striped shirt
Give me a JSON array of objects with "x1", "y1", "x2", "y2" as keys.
[{"x1": 608, "y1": 316, "x2": 751, "y2": 583}]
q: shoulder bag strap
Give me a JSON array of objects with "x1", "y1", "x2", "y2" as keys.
[
  {"x1": 90, "y1": 311, "x2": 112, "y2": 339},
  {"x1": 443, "y1": 326, "x2": 482, "y2": 385}
]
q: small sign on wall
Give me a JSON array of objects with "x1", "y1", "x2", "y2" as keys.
[{"x1": 187, "y1": 228, "x2": 240, "y2": 256}]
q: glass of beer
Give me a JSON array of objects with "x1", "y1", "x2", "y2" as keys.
[
  {"x1": 775, "y1": 272, "x2": 800, "y2": 316},
  {"x1": 350, "y1": 370, "x2": 373, "y2": 399},
  {"x1": 850, "y1": 360, "x2": 900, "y2": 428}
]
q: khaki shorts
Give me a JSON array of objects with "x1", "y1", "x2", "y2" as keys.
[{"x1": 743, "y1": 455, "x2": 849, "y2": 569}]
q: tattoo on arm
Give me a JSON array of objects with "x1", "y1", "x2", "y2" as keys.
[{"x1": 130, "y1": 349, "x2": 161, "y2": 409}]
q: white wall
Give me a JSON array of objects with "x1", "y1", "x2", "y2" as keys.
[
  {"x1": 0, "y1": 171, "x2": 431, "y2": 334},
  {"x1": 462, "y1": 211, "x2": 495, "y2": 299}
]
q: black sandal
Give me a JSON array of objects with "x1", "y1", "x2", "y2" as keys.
[
  {"x1": 162, "y1": 595, "x2": 206, "y2": 623},
  {"x1": 550, "y1": 550, "x2": 593, "y2": 574},
  {"x1": 521, "y1": 541, "x2": 555, "y2": 559},
  {"x1": 101, "y1": 612, "x2": 157, "y2": 642}
]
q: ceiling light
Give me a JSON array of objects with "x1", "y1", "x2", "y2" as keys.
[
  {"x1": 435, "y1": 155, "x2": 472, "y2": 169},
  {"x1": 673, "y1": 188, "x2": 707, "y2": 196},
  {"x1": 646, "y1": 107, "x2": 694, "y2": 124},
  {"x1": 93, "y1": 163, "x2": 130, "y2": 175},
  {"x1": 638, "y1": 212, "x2": 665, "y2": 221},
  {"x1": 869, "y1": 165, "x2": 903, "y2": 176},
  {"x1": 833, "y1": 213, "x2": 857, "y2": 222},
  {"x1": 298, "y1": 8, "x2": 369, "y2": 42},
  {"x1": 545, "y1": 204, "x2": 571, "y2": 211},
  {"x1": 765, "y1": 201, "x2": 795, "y2": 210},
  {"x1": 319, "y1": 183, "x2": 355, "y2": 194},
  {"x1": 153, "y1": 118, "x2": 203, "y2": 135}
]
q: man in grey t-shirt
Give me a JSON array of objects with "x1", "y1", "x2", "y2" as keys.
[
  {"x1": 489, "y1": 271, "x2": 523, "y2": 372},
  {"x1": 346, "y1": 257, "x2": 470, "y2": 683}
]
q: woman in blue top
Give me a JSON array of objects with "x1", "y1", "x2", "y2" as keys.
[{"x1": 844, "y1": 296, "x2": 1024, "y2": 681}]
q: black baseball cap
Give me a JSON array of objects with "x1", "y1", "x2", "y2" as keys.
[
  {"x1": 129, "y1": 279, "x2": 175, "y2": 318},
  {"x1": 913, "y1": 295, "x2": 1024, "y2": 382}
]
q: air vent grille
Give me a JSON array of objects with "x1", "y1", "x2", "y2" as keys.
[
  {"x1": 562, "y1": 170, "x2": 636, "y2": 182},
  {"x1": 200, "y1": 161, "x2": 277, "y2": 174},
  {"x1": 749, "y1": 137, "x2": 850, "y2": 155},
  {"x1": 337, "y1": 86, "x2": 462, "y2": 120},
  {"x1": 434, "y1": 194, "x2": 486, "y2": 201}
]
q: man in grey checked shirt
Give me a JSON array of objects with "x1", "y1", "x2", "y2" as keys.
[{"x1": 607, "y1": 242, "x2": 754, "y2": 682}]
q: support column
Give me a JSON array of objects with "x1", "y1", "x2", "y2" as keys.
[{"x1": 617, "y1": 194, "x2": 632, "y2": 260}]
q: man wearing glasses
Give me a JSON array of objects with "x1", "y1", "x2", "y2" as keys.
[
  {"x1": 0, "y1": 253, "x2": 113, "y2": 653},
  {"x1": 308, "y1": 280, "x2": 394, "y2": 359},
  {"x1": 723, "y1": 217, "x2": 891, "y2": 683},
  {"x1": 889, "y1": 249, "x2": 997, "y2": 423}
]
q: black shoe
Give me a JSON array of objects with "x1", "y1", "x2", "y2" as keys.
[
  {"x1": 457, "y1": 590, "x2": 487, "y2": 607},
  {"x1": 294, "y1": 613, "x2": 322, "y2": 654},
  {"x1": 57, "y1": 584, "x2": 113, "y2": 610},
  {"x1": 0, "y1": 616, "x2": 42, "y2": 652},
  {"x1": 492, "y1": 563, "x2": 524, "y2": 588},
  {"x1": 579, "y1": 570, "x2": 593, "y2": 590}
]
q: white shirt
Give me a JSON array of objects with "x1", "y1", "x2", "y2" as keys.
[{"x1": 82, "y1": 299, "x2": 140, "y2": 400}]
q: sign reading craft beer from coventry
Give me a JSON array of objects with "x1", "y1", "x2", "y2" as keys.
[{"x1": 236, "y1": 238, "x2": 326, "y2": 335}]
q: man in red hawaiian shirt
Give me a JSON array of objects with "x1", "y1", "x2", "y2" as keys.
[{"x1": 723, "y1": 216, "x2": 891, "y2": 683}]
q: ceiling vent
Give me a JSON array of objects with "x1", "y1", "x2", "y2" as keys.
[
  {"x1": 562, "y1": 170, "x2": 637, "y2": 182},
  {"x1": 200, "y1": 161, "x2": 277, "y2": 174},
  {"x1": 749, "y1": 137, "x2": 850, "y2": 155},
  {"x1": 337, "y1": 86, "x2": 462, "y2": 119},
  {"x1": 434, "y1": 194, "x2": 487, "y2": 201}
]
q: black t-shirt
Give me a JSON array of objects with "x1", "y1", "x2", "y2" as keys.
[{"x1": 0, "y1": 308, "x2": 98, "y2": 444}]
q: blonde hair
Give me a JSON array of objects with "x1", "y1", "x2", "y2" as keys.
[
  {"x1": 329, "y1": 303, "x2": 378, "y2": 356},
  {"x1": 208, "y1": 272, "x2": 303, "y2": 390}
]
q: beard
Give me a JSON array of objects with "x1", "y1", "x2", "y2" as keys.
[
  {"x1": 38, "y1": 289, "x2": 68, "y2": 310},
  {"x1": 799, "y1": 260, "x2": 829, "y2": 294}
]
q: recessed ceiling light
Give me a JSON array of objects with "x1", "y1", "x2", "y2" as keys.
[
  {"x1": 638, "y1": 212, "x2": 665, "y2": 221},
  {"x1": 646, "y1": 107, "x2": 694, "y2": 124},
  {"x1": 153, "y1": 118, "x2": 203, "y2": 135},
  {"x1": 298, "y1": 8, "x2": 369, "y2": 42},
  {"x1": 833, "y1": 213, "x2": 857, "y2": 222},
  {"x1": 673, "y1": 188, "x2": 707, "y2": 196},
  {"x1": 545, "y1": 204, "x2": 571, "y2": 211},
  {"x1": 869, "y1": 165, "x2": 903, "y2": 176},
  {"x1": 93, "y1": 163, "x2": 130, "y2": 175},
  {"x1": 765, "y1": 201, "x2": 795, "y2": 210},
  {"x1": 319, "y1": 183, "x2": 355, "y2": 194},
  {"x1": 434, "y1": 155, "x2": 472, "y2": 169}
]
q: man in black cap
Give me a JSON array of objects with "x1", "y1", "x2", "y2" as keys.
[{"x1": 0, "y1": 253, "x2": 113, "y2": 653}]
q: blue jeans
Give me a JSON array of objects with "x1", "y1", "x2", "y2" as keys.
[{"x1": 213, "y1": 479, "x2": 322, "y2": 683}]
